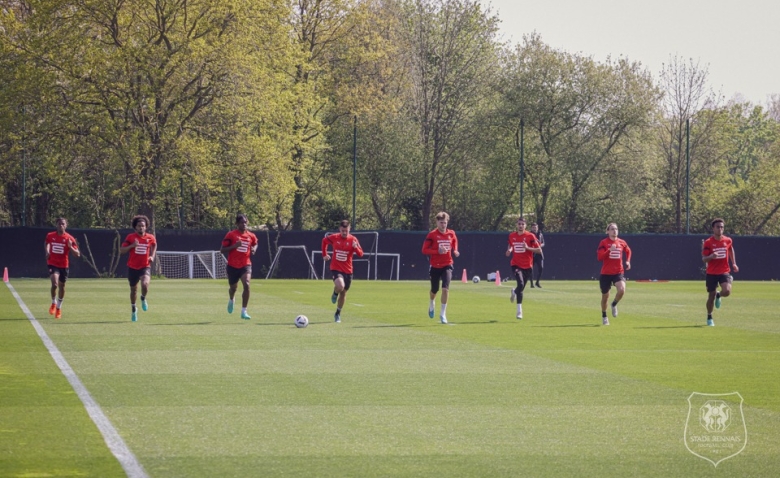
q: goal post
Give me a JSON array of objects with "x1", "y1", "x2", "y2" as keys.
[
  {"x1": 313, "y1": 232, "x2": 400, "y2": 280},
  {"x1": 311, "y1": 251, "x2": 401, "y2": 280},
  {"x1": 266, "y1": 246, "x2": 319, "y2": 280},
  {"x1": 155, "y1": 250, "x2": 228, "y2": 279}
]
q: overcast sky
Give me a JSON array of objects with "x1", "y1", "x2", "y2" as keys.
[{"x1": 484, "y1": 0, "x2": 779, "y2": 106}]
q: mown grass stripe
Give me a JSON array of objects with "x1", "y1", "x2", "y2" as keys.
[{"x1": 5, "y1": 281, "x2": 148, "y2": 478}]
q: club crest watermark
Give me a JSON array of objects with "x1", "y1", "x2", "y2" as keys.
[{"x1": 684, "y1": 392, "x2": 747, "y2": 466}]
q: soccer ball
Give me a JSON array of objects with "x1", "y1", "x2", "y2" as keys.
[
  {"x1": 472, "y1": 275, "x2": 480, "y2": 283},
  {"x1": 294, "y1": 315, "x2": 309, "y2": 328}
]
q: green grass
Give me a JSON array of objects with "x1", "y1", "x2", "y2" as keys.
[{"x1": 2, "y1": 278, "x2": 779, "y2": 477}]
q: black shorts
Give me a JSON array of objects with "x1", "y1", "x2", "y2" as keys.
[
  {"x1": 128, "y1": 267, "x2": 151, "y2": 287},
  {"x1": 599, "y1": 274, "x2": 625, "y2": 294},
  {"x1": 47, "y1": 266, "x2": 69, "y2": 283},
  {"x1": 227, "y1": 265, "x2": 252, "y2": 285},
  {"x1": 706, "y1": 273, "x2": 732, "y2": 292},
  {"x1": 512, "y1": 266, "x2": 533, "y2": 287},
  {"x1": 332, "y1": 272, "x2": 353, "y2": 291},
  {"x1": 429, "y1": 265, "x2": 453, "y2": 294}
]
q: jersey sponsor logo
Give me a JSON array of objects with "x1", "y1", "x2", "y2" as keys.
[
  {"x1": 135, "y1": 244, "x2": 149, "y2": 255},
  {"x1": 236, "y1": 240, "x2": 248, "y2": 253},
  {"x1": 713, "y1": 247, "x2": 727, "y2": 259},
  {"x1": 335, "y1": 251, "x2": 349, "y2": 262},
  {"x1": 513, "y1": 242, "x2": 527, "y2": 253},
  {"x1": 609, "y1": 249, "x2": 621, "y2": 259},
  {"x1": 437, "y1": 240, "x2": 451, "y2": 251},
  {"x1": 51, "y1": 243, "x2": 66, "y2": 254}
]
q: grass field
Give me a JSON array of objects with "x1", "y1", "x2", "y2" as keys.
[{"x1": 1, "y1": 278, "x2": 779, "y2": 477}]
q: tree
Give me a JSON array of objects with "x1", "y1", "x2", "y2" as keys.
[
  {"x1": 399, "y1": 0, "x2": 500, "y2": 229},
  {"x1": 500, "y1": 34, "x2": 659, "y2": 231},
  {"x1": 656, "y1": 55, "x2": 722, "y2": 233},
  {"x1": 0, "y1": 0, "x2": 298, "y2": 228}
]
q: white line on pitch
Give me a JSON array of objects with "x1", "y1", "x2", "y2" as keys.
[{"x1": 5, "y1": 282, "x2": 149, "y2": 478}]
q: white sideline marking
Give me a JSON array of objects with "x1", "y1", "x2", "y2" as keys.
[{"x1": 6, "y1": 282, "x2": 148, "y2": 478}]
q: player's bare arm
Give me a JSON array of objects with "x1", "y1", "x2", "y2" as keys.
[
  {"x1": 69, "y1": 238, "x2": 81, "y2": 258},
  {"x1": 220, "y1": 240, "x2": 241, "y2": 254},
  {"x1": 120, "y1": 239, "x2": 139, "y2": 254},
  {"x1": 730, "y1": 247, "x2": 739, "y2": 272}
]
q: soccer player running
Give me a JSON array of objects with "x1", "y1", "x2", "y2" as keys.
[
  {"x1": 220, "y1": 214, "x2": 258, "y2": 320},
  {"x1": 44, "y1": 217, "x2": 81, "y2": 319},
  {"x1": 702, "y1": 218, "x2": 739, "y2": 327},
  {"x1": 530, "y1": 222, "x2": 545, "y2": 288},
  {"x1": 119, "y1": 215, "x2": 157, "y2": 322},
  {"x1": 322, "y1": 219, "x2": 364, "y2": 323},
  {"x1": 421, "y1": 211, "x2": 460, "y2": 324},
  {"x1": 506, "y1": 217, "x2": 541, "y2": 319},
  {"x1": 596, "y1": 223, "x2": 631, "y2": 326}
]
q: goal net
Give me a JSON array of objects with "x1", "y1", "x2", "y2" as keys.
[{"x1": 155, "y1": 251, "x2": 228, "y2": 279}]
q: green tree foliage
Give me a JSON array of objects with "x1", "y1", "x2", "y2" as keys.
[
  {"x1": 397, "y1": 0, "x2": 501, "y2": 229},
  {"x1": 500, "y1": 34, "x2": 659, "y2": 232},
  {"x1": 1, "y1": 2, "x2": 778, "y2": 235},
  {"x1": 1, "y1": 0, "x2": 299, "y2": 228}
]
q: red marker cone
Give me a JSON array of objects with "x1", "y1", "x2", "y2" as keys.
[
  {"x1": 2, "y1": 267, "x2": 8, "y2": 282},
  {"x1": 462, "y1": 269, "x2": 468, "y2": 283},
  {"x1": 495, "y1": 270, "x2": 501, "y2": 286}
]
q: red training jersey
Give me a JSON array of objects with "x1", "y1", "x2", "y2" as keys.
[
  {"x1": 702, "y1": 235, "x2": 733, "y2": 275},
  {"x1": 597, "y1": 237, "x2": 631, "y2": 275},
  {"x1": 322, "y1": 233, "x2": 364, "y2": 274},
  {"x1": 508, "y1": 231, "x2": 539, "y2": 269},
  {"x1": 122, "y1": 232, "x2": 157, "y2": 270},
  {"x1": 422, "y1": 229, "x2": 458, "y2": 268},
  {"x1": 45, "y1": 231, "x2": 79, "y2": 268},
  {"x1": 222, "y1": 229, "x2": 258, "y2": 268}
]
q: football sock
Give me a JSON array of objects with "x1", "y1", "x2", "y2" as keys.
[
  {"x1": 716, "y1": 292, "x2": 721, "y2": 299},
  {"x1": 56, "y1": 298, "x2": 63, "y2": 308},
  {"x1": 141, "y1": 295, "x2": 146, "y2": 301},
  {"x1": 132, "y1": 304, "x2": 137, "y2": 313},
  {"x1": 707, "y1": 314, "x2": 712, "y2": 319},
  {"x1": 441, "y1": 303, "x2": 448, "y2": 314},
  {"x1": 602, "y1": 311, "x2": 607, "y2": 318},
  {"x1": 52, "y1": 298, "x2": 57, "y2": 304},
  {"x1": 429, "y1": 299, "x2": 435, "y2": 309},
  {"x1": 336, "y1": 307, "x2": 342, "y2": 313},
  {"x1": 611, "y1": 300, "x2": 617, "y2": 307},
  {"x1": 241, "y1": 307, "x2": 247, "y2": 314},
  {"x1": 517, "y1": 292, "x2": 523, "y2": 304}
]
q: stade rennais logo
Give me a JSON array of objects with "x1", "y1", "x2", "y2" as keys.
[{"x1": 684, "y1": 392, "x2": 747, "y2": 467}]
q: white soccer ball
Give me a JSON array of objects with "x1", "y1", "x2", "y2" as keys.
[
  {"x1": 294, "y1": 315, "x2": 309, "y2": 328},
  {"x1": 472, "y1": 275, "x2": 480, "y2": 283}
]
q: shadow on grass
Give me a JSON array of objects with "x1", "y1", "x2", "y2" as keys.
[
  {"x1": 634, "y1": 325, "x2": 705, "y2": 329},
  {"x1": 533, "y1": 324, "x2": 601, "y2": 328}
]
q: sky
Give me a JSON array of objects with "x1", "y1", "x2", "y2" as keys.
[{"x1": 484, "y1": 0, "x2": 779, "y2": 106}]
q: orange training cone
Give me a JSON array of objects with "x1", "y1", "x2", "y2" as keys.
[
  {"x1": 462, "y1": 269, "x2": 468, "y2": 283},
  {"x1": 495, "y1": 270, "x2": 501, "y2": 286},
  {"x1": 3, "y1": 267, "x2": 8, "y2": 282}
]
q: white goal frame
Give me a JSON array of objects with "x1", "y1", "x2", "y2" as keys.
[
  {"x1": 266, "y1": 245, "x2": 319, "y2": 279},
  {"x1": 311, "y1": 251, "x2": 401, "y2": 281},
  {"x1": 155, "y1": 250, "x2": 227, "y2": 279}
]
